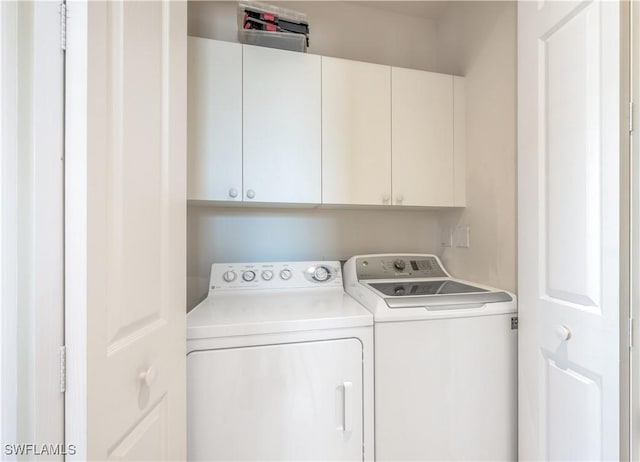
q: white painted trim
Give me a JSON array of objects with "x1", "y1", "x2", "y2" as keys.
[
  {"x1": 64, "y1": 1, "x2": 88, "y2": 458},
  {"x1": 620, "y1": 2, "x2": 631, "y2": 460},
  {"x1": 30, "y1": 2, "x2": 65, "y2": 452},
  {"x1": 1, "y1": 1, "x2": 20, "y2": 451},
  {"x1": 1, "y1": 1, "x2": 64, "y2": 457},
  {"x1": 630, "y1": 2, "x2": 640, "y2": 460}
]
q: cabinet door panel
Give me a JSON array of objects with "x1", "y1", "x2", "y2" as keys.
[
  {"x1": 243, "y1": 45, "x2": 321, "y2": 204},
  {"x1": 392, "y1": 68, "x2": 454, "y2": 206},
  {"x1": 453, "y1": 76, "x2": 466, "y2": 206},
  {"x1": 188, "y1": 339, "x2": 364, "y2": 461},
  {"x1": 187, "y1": 38, "x2": 242, "y2": 201},
  {"x1": 322, "y1": 57, "x2": 391, "y2": 205}
]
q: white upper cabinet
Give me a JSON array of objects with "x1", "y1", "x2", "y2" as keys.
[
  {"x1": 392, "y1": 68, "x2": 455, "y2": 207},
  {"x1": 243, "y1": 45, "x2": 322, "y2": 204},
  {"x1": 188, "y1": 37, "x2": 242, "y2": 201},
  {"x1": 453, "y1": 76, "x2": 466, "y2": 207},
  {"x1": 322, "y1": 57, "x2": 392, "y2": 205},
  {"x1": 186, "y1": 37, "x2": 466, "y2": 208}
]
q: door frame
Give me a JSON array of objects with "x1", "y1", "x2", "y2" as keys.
[
  {"x1": 0, "y1": 0, "x2": 20, "y2": 445},
  {"x1": 622, "y1": 0, "x2": 632, "y2": 458},
  {"x1": 63, "y1": 0, "x2": 88, "y2": 458},
  {"x1": 0, "y1": 1, "x2": 65, "y2": 456},
  {"x1": 630, "y1": 0, "x2": 640, "y2": 459}
]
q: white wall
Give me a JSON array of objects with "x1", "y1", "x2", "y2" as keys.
[
  {"x1": 436, "y1": 2, "x2": 517, "y2": 293},
  {"x1": 188, "y1": 206, "x2": 440, "y2": 308},
  {"x1": 186, "y1": 1, "x2": 448, "y2": 309},
  {"x1": 186, "y1": 1, "x2": 518, "y2": 307},
  {"x1": 188, "y1": 1, "x2": 440, "y2": 71}
]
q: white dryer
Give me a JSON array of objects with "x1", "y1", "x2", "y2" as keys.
[
  {"x1": 187, "y1": 261, "x2": 374, "y2": 461},
  {"x1": 343, "y1": 254, "x2": 517, "y2": 461}
]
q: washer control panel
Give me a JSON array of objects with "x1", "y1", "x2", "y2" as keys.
[
  {"x1": 355, "y1": 255, "x2": 447, "y2": 280},
  {"x1": 210, "y1": 261, "x2": 342, "y2": 293}
]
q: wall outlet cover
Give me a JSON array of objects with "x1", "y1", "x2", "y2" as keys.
[
  {"x1": 441, "y1": 228, "x2": 452, "y2": 247},
  {"x1": 453, "y1": 225, "x2": 470, "y2": 248}
]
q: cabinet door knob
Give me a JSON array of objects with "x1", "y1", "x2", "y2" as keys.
[
  {"x1": 246, "y1": 189, "x2": 255, "y2": 199},
  {"x1": 228, "y1": 188, "x2": 238, "y2": 198},
  {"x1": 139, "y1": 366, "x2": 156, "y2": 387},
  {"x1": 382, "y1": 193, "x2": 390, "y2": 203},
  {"x1": 396, "y1": 194, "x2": 404, "y2": 204},
  {"x1": 555, "y1": 325, "x2": 572, "y2": 342}
]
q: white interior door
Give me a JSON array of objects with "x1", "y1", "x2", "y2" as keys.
[
  {"x1": 518, "y1": 1, "x2": 622, "y2": 459},
  {"x1": 65, "y1": 1, "x2": 186, "y2": 459},
  {"x1": 187, "y1": 339, "x2": 364, "y2": 461}
]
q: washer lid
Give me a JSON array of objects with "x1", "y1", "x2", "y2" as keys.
[
  {"x1": 369, "y1": 280, "x2": 488, "y2": 297},
  {"x1": 383, "y1": 292, "x2": 513, "y2": 309},
  {"x1": 187, "y1": 288, "x2": 373, "y2": 340},
  {"x1": 366, "y1": 280, "x2": 512, "y2": 309}
]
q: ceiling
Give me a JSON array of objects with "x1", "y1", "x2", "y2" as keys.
[{"x1": 354, "y1": 1, "x2": 452, "y2": 20}]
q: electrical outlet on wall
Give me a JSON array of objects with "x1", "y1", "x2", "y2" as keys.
[
  {"x1": 453, "y1": 226, "x2": 470, "y2": 248},
  {"x1": 441, "y1": 228, "x2": 452, "y2": 247}
]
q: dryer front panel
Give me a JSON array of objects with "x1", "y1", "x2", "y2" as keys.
[{"x1": 187, "y1": 339, "x2": 364, "y2": 461}]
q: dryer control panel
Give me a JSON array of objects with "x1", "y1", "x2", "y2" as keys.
[
  {"x1": 355, "y1": 255, "x2": 447, "y2": 280},
  {"x1": 209, "y1": 261, "x2": 343, "y2": 293}
]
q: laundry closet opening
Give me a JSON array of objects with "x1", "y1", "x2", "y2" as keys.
[
  {"x1": 185, "y1": 2, "x2": 517, "y2": 461},
  {"x1": 186, "y1": 1, "x2": 517, "y2": 311}
]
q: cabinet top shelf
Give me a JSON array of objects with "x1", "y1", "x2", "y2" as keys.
[{"x1": 187, "y1": 35, "x2": 465, "y2": 78}]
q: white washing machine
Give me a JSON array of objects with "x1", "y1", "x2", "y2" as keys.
[
  {"x1": 187, "y1": 261, "x2": 374, "y2": 461},
  {"x1": 343, "y1": 254, "x2": 517, "y2": 461}
]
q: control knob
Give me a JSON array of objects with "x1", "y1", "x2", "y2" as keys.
[
  {"x1": 223, "y1": 271, "x2": 237, "y2": 282},
  {"x1": 280, "y1": 269, "x2": 292, "y2": 280},
  {"x1": 242, "y1": 270, "x2": 256, "y2": 282},
  {"x1": 262, "y1": 270, "x2": 274, "y2": 281},
  {"x1": 313, "y1": 266, "x2": 330, "y2": 282},
  {"x1": 393, "y1": 259, "x2": 406, "y2": 271}
]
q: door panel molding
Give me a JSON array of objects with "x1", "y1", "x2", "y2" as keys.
[
  {"x1": 518, "y1": 0, "x2": 623, "y2": 459},
  {"x1": 65, "y1": 1, "x2": 186, "y2": 459}
]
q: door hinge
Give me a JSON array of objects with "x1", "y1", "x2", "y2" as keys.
[
  {"x1": 59, "y1": 346, "x2": 66, "y2": 393},
  {"x1": 511, "y1": 316, "x2": 518, "y2": 330},
  {"x1": 629, "y1": 101, "x2": 634, "y2": 133},
  {"x1": 59, "y1": 2, "x2": 67, "y2": 51}
]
